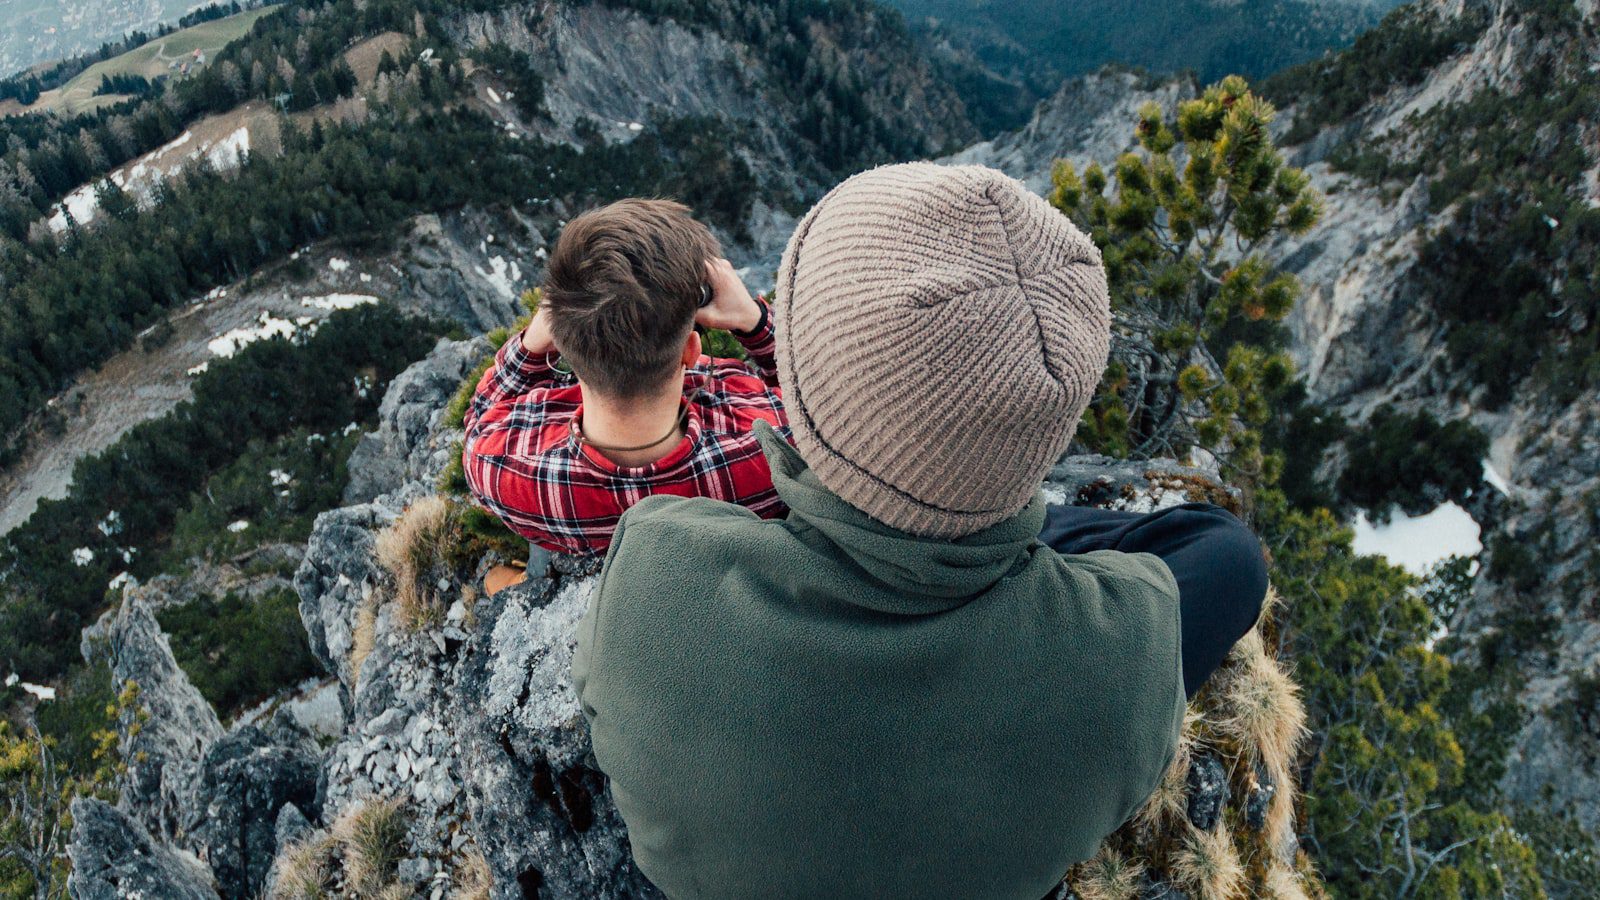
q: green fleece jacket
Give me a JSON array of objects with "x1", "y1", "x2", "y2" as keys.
[{"x1": 573, "y1": 422, "x2": 1185, "y2": 900}]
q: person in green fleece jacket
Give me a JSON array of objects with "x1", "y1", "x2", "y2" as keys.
[{"x1": 573, "y1": 162, "x2": 1267, "y2": 899}]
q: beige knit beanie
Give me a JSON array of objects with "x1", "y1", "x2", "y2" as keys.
[{"x1": 774, "y1": 162, "x2": 1111, "y2": 539}]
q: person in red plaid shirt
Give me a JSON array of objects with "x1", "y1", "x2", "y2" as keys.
[{"x1": 463, "y1": 199, "x2": 789, "y2": 590}]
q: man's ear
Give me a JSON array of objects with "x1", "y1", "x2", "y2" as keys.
[{"x1": 681, "y1": 330, "x2": 702, "y2": 367}]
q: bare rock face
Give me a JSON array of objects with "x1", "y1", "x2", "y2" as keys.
[
  {"x1": 81, "y1": 587, "x2": 224, "y2": 846},
  {"x1": 453, "y1": 559, "x2": 659, "y2": 899},
  {"x1": 344, "y1": 335, "x2": 494, "y2": 505},
  {"x1": 71, "y1": 569, "x2": 328, "y2": 898},
  {"x1": 187, "y1": 723, "x2": 322, "y2": 899},
  {"x1": 67, "y1": 799, "x2": 219, "y2": 900}
]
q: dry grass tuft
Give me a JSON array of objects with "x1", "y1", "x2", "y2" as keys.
[
  {"x1": 268, "y1": 798, "x2": 414, "y2": 898},
  {"x1": 269, "y1": 836, "x2": 337, "y2": 899},
  {"x1": 1264, "y1": 862, "x2": 1313, "y2": 900},
  {"x1": 332, "y1": 796, "x2": 409, "y2": 896},
  {"x1": 1075, "y1": 847, "x2": 1145, "y2": 900},
  {"x1": 1213, "y1": 637, "x2": 1307, "y2": 777},
  {"x1": 454, "y1": 851, "x2": 494, "y2": 900},
  {"x1": 350, "y1": 597, "x2": 378, "y2": 686},
  {"x1": 459, "y1": 583, "x2": 481, "y2": 631},
  {"x1": 374, "y1": 495, "x2": 460, "y2": 631},
  {"x1": 1171, "y1": 826, "x2": 1246, "y2": 900}
]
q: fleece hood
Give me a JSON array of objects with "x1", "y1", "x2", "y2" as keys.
[{"x1": 755, "y1": 420, "x2": 1046, "y2": 609}]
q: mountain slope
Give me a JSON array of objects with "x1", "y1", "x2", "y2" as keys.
[{"x1": 888, "y1": 0, "x2": 1405, "y2": 130}]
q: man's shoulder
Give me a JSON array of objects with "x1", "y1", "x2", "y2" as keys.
[
  {"x1": 606, "y1": 495, "x2": 780, "y2": 575},
  {"x1": 1059, "y1": 547, "x2": 1180, "y2": 600}
]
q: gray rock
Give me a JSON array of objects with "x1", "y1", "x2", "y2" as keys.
[
  {"x1": 1185, "y1": 752, "x2": 1229, "y2": 831},
  {"x1": 344, "y1": 336, "x2": 492, "y2": 506},
  {"x1": 1141, "y1": 876, "x2": 1191, "y2": 900},
  {"x1": 188, "y1": 724, "x2": 322, "y2": 899},
  {"x1": 1045, "y1": 455, "x2": 1241, "y2": 515},
  {"x1": 453, "y1": 567, "x2": 661, "y2": 899},
  {"x1": 81, "y1": 587, "x2": 223, "y2": 845},
  {"x1": 1245, "y1": 761, "x2": 1277, "y2": 831},
  {"x1": 67, "y1": 798, "x2": 218, "y2": 900},
  {"x1": 274, "y1": 802, "x2": 314, "y2": 851}
]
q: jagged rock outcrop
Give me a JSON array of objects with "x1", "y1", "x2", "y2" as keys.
[
  {"x1": 67, "y1": 799, "x2": 220, "y2": 900},
  {"x1": 454, "y1": 558, "x2": 657, "y2": 898},
  {"x1": 81, "y1": 587, "x2": 224, "y2": 846},
  {"x1": 188, "y1": 723, "x2": 323, "y2": 899},
  {"x1": 71, "y1": 563, "x2": 339, "y2": 897},
  {"x1": 344, "y1": 336, "x2": 496, "y2": 505}
]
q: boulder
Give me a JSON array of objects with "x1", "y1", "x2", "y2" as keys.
[
  {"x1": 188, "y1": 723, "x2": 323, "y2": 899},
  {"x1": 454, "y1": 561, "x2": 659, "y2": 898},
  {"x1": 344, "y1": 336, "x2": 492, "y2": 506},
  {"x1": 66, "y1": 798, "x2": 218, "y2": 900}
]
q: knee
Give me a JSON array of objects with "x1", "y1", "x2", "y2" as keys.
[{"x1": 1176, "y1": 506, "x2": 1269, "y2": 622}]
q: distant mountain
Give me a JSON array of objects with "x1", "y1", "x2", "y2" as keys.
[
  {"x1": 0, "y1": 0, "x2": 201, "y2": 80},
  {"x1": 888, "y1": 0, "x2": 1406, "y2": 129}
]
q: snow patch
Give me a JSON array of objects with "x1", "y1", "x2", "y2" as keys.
[
  {"x1": 187, "y1": 361, "x2": 210, "y2": 376},
  {"x1": 108, "y1": 571, "x2": 135, "y2": 593},
  {"x1": 1352, "y1": 502, "x2": 1482, "y2": 577},
  {"x1": 205, "y1": 126, "x2": 251, "y2": 169},
  {"x1": 301, "y1": 293, "x2": 379, "y2": 311},
  {"x1": 328, "y1": 257, "x2": 351, "y2": 273},
  {"x1": 486, "y1": 86, "x2": 502, "y2": 104},
  {"x1": 475, "y1": 255, "x2": 522, "y2": 300},
  {"x1": 71, "y1": 547, "x2": 94, "y2": 566},
  {"x1": 1482, "y1": 458, "x2": 1511, "y2": 496},
  {"x1": 5, "y1": 675, "x2": 55, "y2": 702},
  {"x1": 227, "y1": 520, "x2": 250, "y2": 533},
  {"x1": 208, "y1": 311, "x2": 299, "y2": 357}
]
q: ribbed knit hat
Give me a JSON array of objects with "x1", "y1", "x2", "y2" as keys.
[{"x1": 774, "y1": 162, "x2": 1111, "y2": 539}]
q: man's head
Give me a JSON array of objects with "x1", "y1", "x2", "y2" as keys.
[
  {"x1": 543, "y1": 199, "x2": 720, "y2": 399},
  {"x1": 774, "y1": 162, "x2": 1111, "y2": 539}
]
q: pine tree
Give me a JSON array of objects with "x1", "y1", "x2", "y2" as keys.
[
  {"x1": 1050, "y1": 75, "x2": 1319, "y2": 491},
  {"x1": 1056, "y1": 77, "x2": 1546, "y2": 898}
]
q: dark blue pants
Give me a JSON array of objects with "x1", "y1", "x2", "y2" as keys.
[{"x1": 1039, "y1": 502, "x2": 1269, "y2": 698}]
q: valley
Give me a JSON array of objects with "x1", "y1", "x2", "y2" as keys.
[{"x1": 1, "y1": 0, "x2": 1597, "y2": 896}]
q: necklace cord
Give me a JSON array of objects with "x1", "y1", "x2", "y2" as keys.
[{"x1": 573, "y1": 406, "x2": 688, "y2": 453}]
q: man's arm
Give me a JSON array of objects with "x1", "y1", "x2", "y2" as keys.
[
  {"x1": 699, "y1": 258, "x2": 779, "y2": 388},
  {"x1": 462, "y1": 309, "x2": 563, "y2": 438},
  {"x1": 462, "y1": 310, "x2": 584, "y2": 555}
]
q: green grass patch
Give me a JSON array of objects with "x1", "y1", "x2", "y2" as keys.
[{"x1": 45, "y1": 7, "x2": 280, "y2": 115}]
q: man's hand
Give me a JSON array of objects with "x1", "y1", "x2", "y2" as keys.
[
  {"x1": 696, "y1": 258, "x2": 762, "y2": 333},
  {"x1": 521, "y1": 307, "x2": 557, "y2": 354}
]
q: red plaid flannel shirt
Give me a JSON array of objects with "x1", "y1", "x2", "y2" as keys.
[{"x1": 462, "y1": 301, "x2": 790, "y2": 557}]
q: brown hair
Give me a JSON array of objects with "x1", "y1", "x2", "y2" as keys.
[{"x1": 542, "y1": 199, "x2": 720, "y2": 398}]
